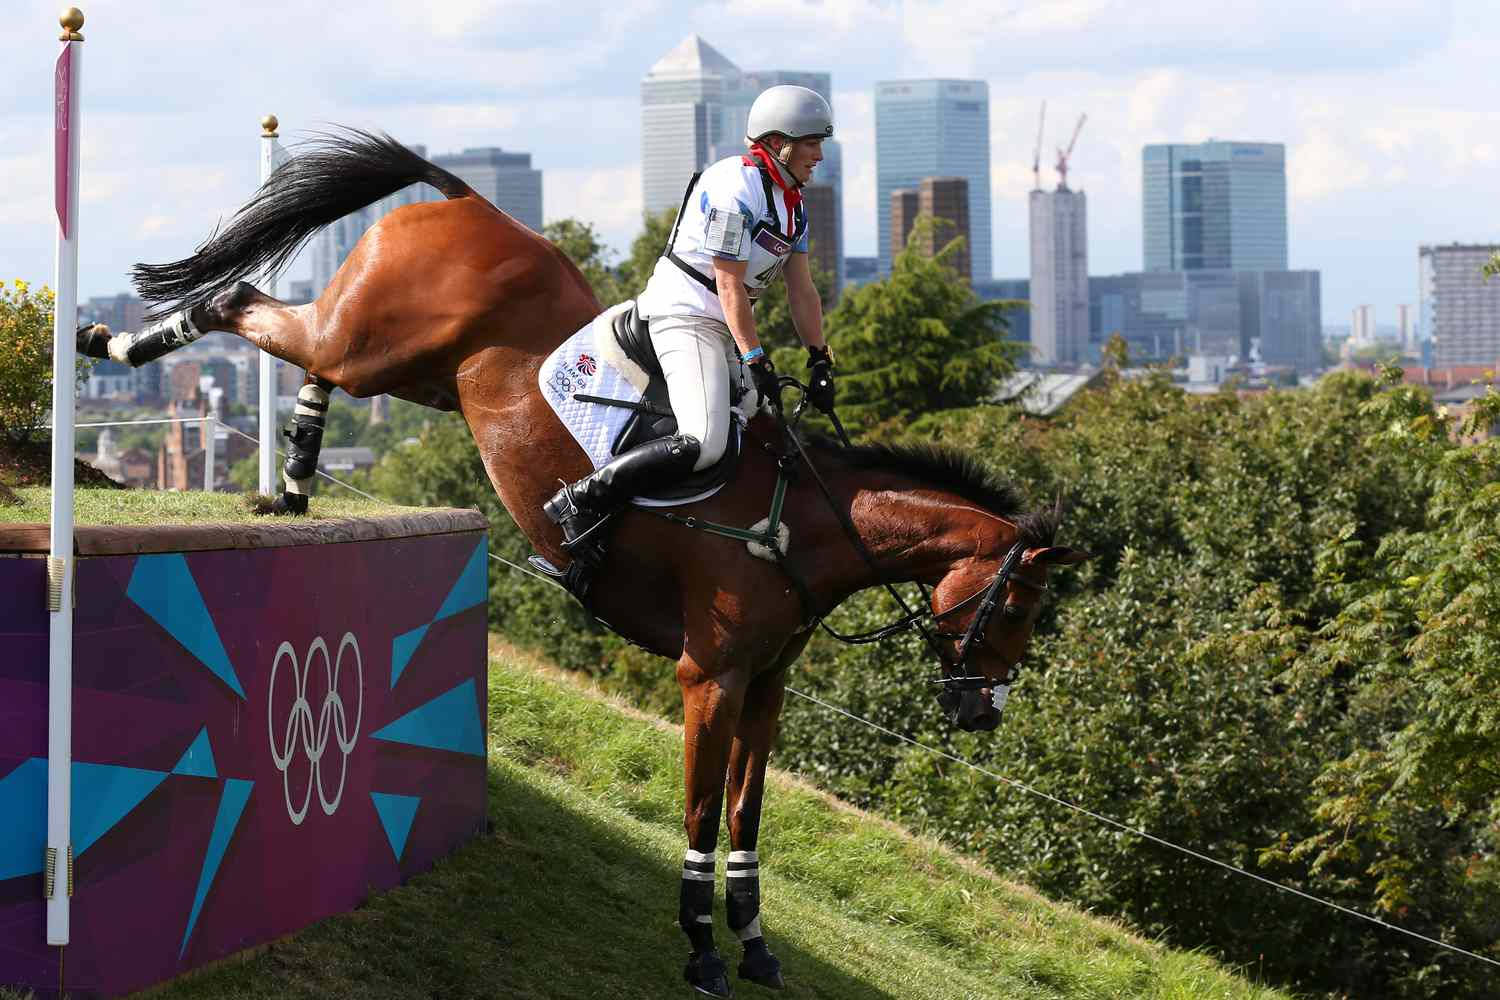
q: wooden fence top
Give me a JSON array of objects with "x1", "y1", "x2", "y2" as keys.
[{"x1": 0, "y1": 508, "x2": 489, "y2": 556}]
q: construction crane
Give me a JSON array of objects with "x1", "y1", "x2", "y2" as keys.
[
  {"x1": 1031, "y1": 100, "x2": 1047, "y2": 191},
  {"x1": 1055, "y1": 112, "x2": 1087, "y2": 189}
]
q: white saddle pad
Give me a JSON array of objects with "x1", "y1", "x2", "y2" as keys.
[{"x1": 538, "y1": 301, "x2": 728, "y2": 508}]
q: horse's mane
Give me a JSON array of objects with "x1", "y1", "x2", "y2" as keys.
[{"x1": 805, "y1": 435, "x2": 1059, "y2": 547}]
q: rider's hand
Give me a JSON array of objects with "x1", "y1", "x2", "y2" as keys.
[
  {"x1": 806, "y1": 345, "x2": 835, "y2": 413},
  {"x1": 749, "y1": 357, "x2": 782, "y2": 412}
]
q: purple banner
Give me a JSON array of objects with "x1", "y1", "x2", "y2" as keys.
[
  {"x1": 54, "y1": 44, "x2": 72, "y2": 240},
  {"x1": 0, "y1": 528, "x2": 489, "y2": 998}
]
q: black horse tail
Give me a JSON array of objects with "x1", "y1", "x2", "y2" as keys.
[{"x1": 132, "y1": 128, "x2": 475, "y2": 318}]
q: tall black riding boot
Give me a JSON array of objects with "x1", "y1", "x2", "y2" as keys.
[{"x1": 543, "y1": 434, "x2": 700, "y2": 558}]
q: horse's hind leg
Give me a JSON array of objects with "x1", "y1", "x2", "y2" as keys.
[
  {"x1": 78, "y1": 281, "x2": 321, "y2": 369},
  {"x1": 82, "y1": 282, "x2": 341, "y2": 515}
]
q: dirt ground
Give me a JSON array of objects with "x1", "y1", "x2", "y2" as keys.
[{"x1": 0, "y1": 437, "x2": 124, "y2": 504}]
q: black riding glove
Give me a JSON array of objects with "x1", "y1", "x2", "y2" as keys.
[
  {"x1": 748, "y1": 357, "x2": 781, "y2": 412},
  {"x1": 806, "y1": 345, "x2": 835, "y2": 413}
]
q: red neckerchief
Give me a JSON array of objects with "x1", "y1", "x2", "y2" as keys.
[{"x1": 743, "y1": 143, "x2": 801, "y2": 236}]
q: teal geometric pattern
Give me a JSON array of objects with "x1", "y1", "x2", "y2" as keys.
[
  {"x1": 181, "y1": 778, "x2": 253, "y2": 957},
  {"x1": 72, "y1": 762, "x2": 169, "y2": 855},
  {"x1": 435, "y1": 540, "x2": 488, "y2": 621},
  {"x1": 172, "y1": 728, "x2": 217, "y2": 778},
  {"x1": 371, "y1": 679, "x2": 485, "y2": 757},
  {"x1": 0, "y1": 758, "x2": 183, "y2": 878},
  {"x1": 127, "y1": 554, "x2": 245, "y2": 699},
  {"x1": 390, "y1": 538, "x2": 487, "y2": 689},
  {"x1": 390, "y1": 625, "x2": 429, "y2": 689},
  {"x1": 370, "y1": 792, "x2": 421, "y2": 861},
  {"x1": 0, "y1": 758, "x2": 47, "y2": 880}
]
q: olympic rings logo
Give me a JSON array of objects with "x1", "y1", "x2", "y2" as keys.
[{"x1": 268, "y1": 632, "x2": 364, "y2": 826}]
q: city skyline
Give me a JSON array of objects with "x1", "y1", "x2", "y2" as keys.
[{"x1": 2, "y1": 0, "x2": 1494, "y2": 326}]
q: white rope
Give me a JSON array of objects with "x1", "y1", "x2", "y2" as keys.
[
  {"x1": 781, "y1": 685, "x2": 1500, "y2": 971},
  {"x1": 174, "y1": 410, "x2": 1496, "y2": 971}
]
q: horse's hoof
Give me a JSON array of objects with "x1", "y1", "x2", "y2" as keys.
[
  {"x1": 272, "y1": 492, "x2": 309, "y2": 516},
  {"x1": 248, "y1": 492, "x2": 308, "y2": 516},
  {"x1": 76, "y1": 322, "x2": 111, "y2": 359},
  {"x1": 684, "y1": 949, "x2": 732, "y2": 998},
  {"x1": 737, "y1": 942, "x2": 784, "y2": 990}
]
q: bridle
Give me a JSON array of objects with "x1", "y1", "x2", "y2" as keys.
[{"x1": 926, "y1": 541, "x2": 1049, "y2": 690}]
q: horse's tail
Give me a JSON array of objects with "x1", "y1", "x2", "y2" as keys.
[{"x1": 132, "y1": 128, "x2": 475, "y2": 318}]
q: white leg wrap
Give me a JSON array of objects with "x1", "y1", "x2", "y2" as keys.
[
  {"x1": 682, "y1": 848, "x2": 716, "y2": 882},
  {"x1": 735, "y1": 915, "x2": 763, "y2": 942}
]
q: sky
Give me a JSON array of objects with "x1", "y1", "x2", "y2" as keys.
[{"x1": 3, "y1": 0, "x2": 1497, "y2": 328}]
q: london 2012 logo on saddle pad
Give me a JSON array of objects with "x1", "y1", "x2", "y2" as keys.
[{"x1": 545, "y1": 351, "x2": 596, "y2": 401}]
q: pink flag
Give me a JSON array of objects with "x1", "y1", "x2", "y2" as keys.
[{"x1": 55, "y1": 44, "x2": 73, "y2": 239}]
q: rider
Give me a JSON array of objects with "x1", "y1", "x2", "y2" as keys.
[{"x1": 543, "y1": 84, "x2": 838, "y2": 564}]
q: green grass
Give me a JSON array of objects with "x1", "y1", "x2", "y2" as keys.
[
  {"x1": 2, "y1": 642, "x2": 1294, "y2": 1000},
  {"x1": 0, "y1": 487, "x2": 416, "y2": 525}
]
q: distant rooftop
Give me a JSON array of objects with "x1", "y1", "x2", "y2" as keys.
[{"x1": 647, "y1": 34, "x2": 740, "y2": 78}]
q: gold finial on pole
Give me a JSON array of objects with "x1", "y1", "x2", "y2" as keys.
[
  {"x1": 59, "y1": 7, "x2": 84, "y2": 41},
  {"x1": 261, "y1": 114, "x2": 279, "y2": 138}
]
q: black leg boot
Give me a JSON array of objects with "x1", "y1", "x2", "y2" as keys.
[
  {"x1": 727, "y1": 851, "x2": 783, "y2": 989},
  {"x1": 542, "y1": 433, "x2": 700, "y2": 557},
  {"x1": 271, "y1": 378, "x2": 332, "y2": 515},
  {"x1": 680, "y1": 849, "x2": 731, "y2": 998}
]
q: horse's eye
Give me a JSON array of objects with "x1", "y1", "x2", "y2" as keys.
[{"x1": 1002, "y1": 603, "x2": 1027, "y2": 621}]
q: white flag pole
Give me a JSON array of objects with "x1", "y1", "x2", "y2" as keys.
[
  {"x1": 257, "y1": 115, "x2": 280, "y2": 495},
  {"x1": 47, "y1": 6, "x2": 86, "y2": 947}
]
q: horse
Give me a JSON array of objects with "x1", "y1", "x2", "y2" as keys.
[{"x1": 81, "y1": 131, "x2": 1087, "y2": 996}]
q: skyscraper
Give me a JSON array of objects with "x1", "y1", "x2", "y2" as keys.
[
  {"x1": 640, "y1": 35, "x2": 743, "y2": 218},
  {"x1": 891, "y1": 177, "x2": 971, "y2": 280},
  {"x1": 640, "y1": 37, "x2": 844, "y2": 295},
  {"x1": 1420, "y1": 243, "x2": 1500, "y2": 367},
  {"x1": 1030, "y1": 186, "x2": 1088, "y2": 365},
  {"x1": 1142, "y1": 142, "x2": 1286, "y2": 272},
  {"x1": 435, "y1": 148, "x2": 542, "y2": 231},
  {"x1": 307, "y1": 143, "x2": 542, "y2": 296},
  {"x1": 876, "y1": 79, "x2": 991, "y2": 280}
]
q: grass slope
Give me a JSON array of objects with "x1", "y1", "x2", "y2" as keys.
[
  {"x1": 3, "y1": 642, "x2": 1291, "y2": 1000},
  {"x1": 0, "y1": 487, "x2": 414, "y2": 525}
]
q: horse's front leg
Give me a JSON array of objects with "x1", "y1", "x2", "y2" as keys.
[
  {"x1": 677, "y1": 654, "x2": 748, "y2": 998},
  {"x1": 724, "y1": 661, "x2": 793, "y2": 991}
]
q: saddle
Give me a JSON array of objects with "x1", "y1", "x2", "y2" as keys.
[{"x1": 600, "y1": 303, "x2": 743, "y2": 503}]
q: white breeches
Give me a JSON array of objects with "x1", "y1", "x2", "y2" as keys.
[{"x1": 648, "y1": 314, "x2": 744, "y2": 471}]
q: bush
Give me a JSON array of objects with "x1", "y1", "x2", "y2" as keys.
[{"x1": 0, "y1": 281, "x2": 91, "y2": 443}]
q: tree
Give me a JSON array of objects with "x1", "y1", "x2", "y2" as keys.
[
  {"x1": 0, "y1": 280, "x2": 91, "y2": 443},
  {"x1": 543, "y1": 219, "x2": 625, "y2": 308},
  {"x1": 817, "y1": 217, "x2": 1022, "y2": 437},
  {"x1": 616, "y1": 208, "x2": 677, "y2": 300}
]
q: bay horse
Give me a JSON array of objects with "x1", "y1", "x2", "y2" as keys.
[{"x1": 83, "y1": 131, "x2": 1086, "y2": 996}]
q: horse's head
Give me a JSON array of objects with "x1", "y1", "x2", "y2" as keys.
[{"x1": 929, "y1": 540, "x2": 1088, "y2": 732}]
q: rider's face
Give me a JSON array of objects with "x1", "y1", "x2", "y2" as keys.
[{"x1": 777, "y1": 137, "x2": 824, "y2": 185}]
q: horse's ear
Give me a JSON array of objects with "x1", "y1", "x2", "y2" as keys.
[{"x1": 1025, "y1": 546, "x2": 1090, "y2": 567}]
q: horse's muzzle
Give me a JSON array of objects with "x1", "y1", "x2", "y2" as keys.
[{"x1": 937, "y1": 688, "x2": 1001, "y2": 732}]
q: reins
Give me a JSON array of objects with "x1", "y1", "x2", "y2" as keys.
[{"x1": 634, "y1": 376, "x2": 1037, "y2": 689}]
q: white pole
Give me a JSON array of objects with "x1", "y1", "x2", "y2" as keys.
[
  {"x1": 47, "y1": 6, "x2": 85, "y2": 947},
  {"x1": 257, "y1": 115, "x2": 279, "y2": 495},
  {"x1": 202, "y1": 416, "x2": 216, "y2": 491}
]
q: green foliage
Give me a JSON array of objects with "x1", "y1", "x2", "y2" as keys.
[
  {"x1": 816, "y1": 220, "x2": 1021, "y2": 438},
  {"x1": 760, "y1": 372, "x2": 1500, "y2": 998},
  {"x1": 616, "y1": 209, "x2": 677, "y2": 301},
  {"x1": 543, "y1": 218, "x2": 627, "y2": 307},
  {"x1": 0, "y1": 280, "x2": 91, "y2": 443}
]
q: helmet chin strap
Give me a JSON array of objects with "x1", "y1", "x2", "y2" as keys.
[{"x1": 754, "y1": 138, "x2": 806, "y2": 189}]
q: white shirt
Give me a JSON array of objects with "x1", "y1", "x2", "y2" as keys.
[{"x1": 636, "y1": 154, "x2": 810, "y2": 323}]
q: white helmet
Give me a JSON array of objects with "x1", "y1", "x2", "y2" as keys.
[{"x1": 746, "y1": 85, "x2": 834, "y2": 145}]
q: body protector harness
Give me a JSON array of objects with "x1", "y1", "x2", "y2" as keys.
[{"x1": 664, "y1": 152, "x2": 807, "y2": 303}]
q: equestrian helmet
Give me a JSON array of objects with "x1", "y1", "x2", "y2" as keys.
[{"x1": 746, "y1": 85, "x2": 834, "y2": 144}]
